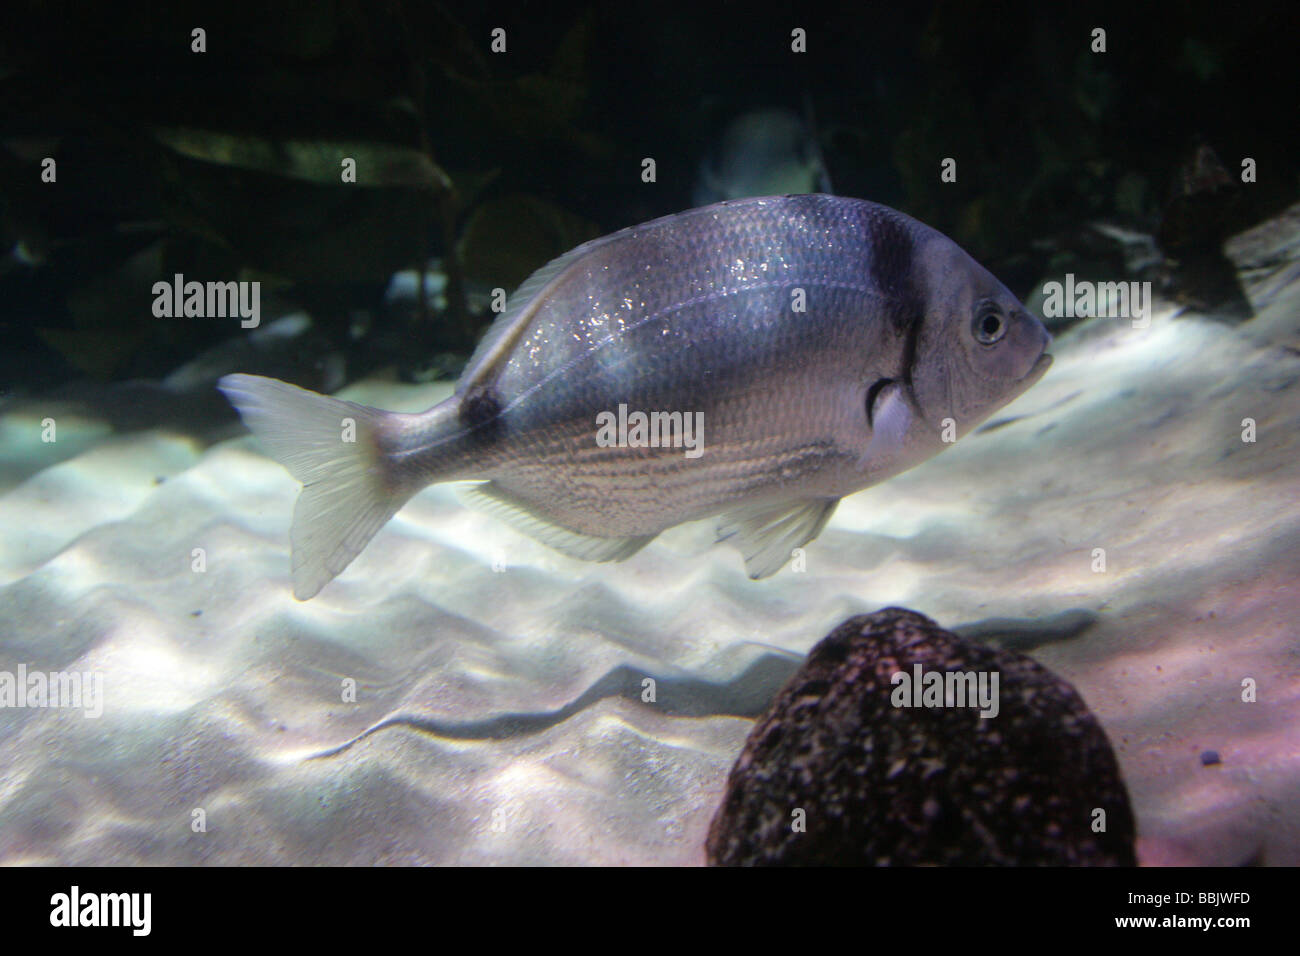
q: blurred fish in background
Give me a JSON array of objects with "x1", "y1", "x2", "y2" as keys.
[{"x1": 692, "y1": 106, "x2": 832, "y2": 207}]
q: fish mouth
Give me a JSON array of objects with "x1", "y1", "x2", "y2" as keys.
[{"x1": 1020, "y1": 350, "x2": 1053, "y2": 386}]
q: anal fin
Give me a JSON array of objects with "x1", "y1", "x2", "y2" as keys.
[
  {"x1": 717, "y1": 498, "x2": 839, "y2": 579},
  {"x1": 462, "y1": 482, "x2": 656, "y2": 563}
]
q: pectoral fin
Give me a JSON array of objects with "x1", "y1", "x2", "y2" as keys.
[
  {"x1": 858, "y1": 380, "x2": 913, "y2": 469},
  {"x1": 717, "y1": 498, "x2": 839, "y2": 579}
]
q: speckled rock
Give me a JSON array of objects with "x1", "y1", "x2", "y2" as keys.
[{"x1": 706, "y1": 608, "x2": 1136, "y2": 866}]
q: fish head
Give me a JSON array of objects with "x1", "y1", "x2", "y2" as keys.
[{"x1": 909, "y1": 240, "x2": 1053, "y2": 436}]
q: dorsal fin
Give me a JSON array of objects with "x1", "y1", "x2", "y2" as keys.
[
  {"x1": 456, "y1": 197, "x2": 796, "y2": 391},
  {"x1": 457, "y1": 229, "x2": 624, "y2": 391}
]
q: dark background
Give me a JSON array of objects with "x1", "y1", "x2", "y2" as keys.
[{"x1": 1, "y1": 0, "x2": 1295, "y2": 399}]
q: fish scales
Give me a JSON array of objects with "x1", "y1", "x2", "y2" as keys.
[{"x1": 459, "y1": 201, "x2": 912, "y2": 504}]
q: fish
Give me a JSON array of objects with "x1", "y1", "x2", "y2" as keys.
[
  {"x1": 693, "y1": 108, "x2": 832, "y2": 207},
  {"x1": 218, "y1": 194, "x2": 1052, "y2": 600},
  {"x1": 163, "y1": 312, "x2": 345, "y2": 395}
]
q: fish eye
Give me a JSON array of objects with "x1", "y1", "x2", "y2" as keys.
[{"x1": 972, "y1": 305, "x2": 1006, "y2": 345}]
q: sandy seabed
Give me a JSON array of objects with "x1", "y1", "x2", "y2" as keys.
[{"x1": 1, "y1": 208, "x2": 1298, "y2": 866}]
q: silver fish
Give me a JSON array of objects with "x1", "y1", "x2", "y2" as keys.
[
  {"x1": 219, "y1": 195, "x2": 1051, "y2": 599},
  {"x1": 693, "y1": 108, "x2": 832, "y2": 207}
]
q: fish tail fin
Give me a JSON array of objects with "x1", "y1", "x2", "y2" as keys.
[{"x1": 218, "y1": 373, "x2": 417, "y2": 600}]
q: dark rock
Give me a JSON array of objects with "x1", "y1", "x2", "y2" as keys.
[
  {"x1": 1157, "y1": 142, "x2": 1255, "y2": 320},
  {"x1": 1200, "y1": 750, "x2": 1221, "y2": 766},
  {"x1": 706, "y1": 607, "x2": 1136, "y2": 866}
]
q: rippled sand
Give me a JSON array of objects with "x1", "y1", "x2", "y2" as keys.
[{"x1": 1, "y1": 209, "x2": 1297, "y2": 865}]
